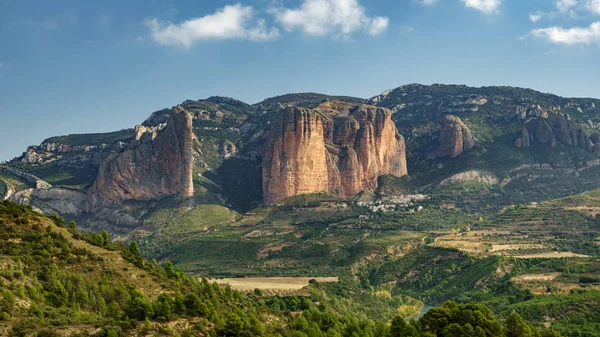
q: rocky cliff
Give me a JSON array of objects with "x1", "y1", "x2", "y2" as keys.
[
  {"x1": 86, "y1": 106, "x2": 194, "y2": 210},
  {"x1": 515, "y1": 115, "x2": 594, "y2": 151},
  {"x1": 262, "y1": 102, "x2": 407, "y2": 203},
  {"x1": 438, "y1": 115, "x2": 475, "y2": 158},
  {"x1": 8, "y1": 84, "x2": 600, "y2": 224}
]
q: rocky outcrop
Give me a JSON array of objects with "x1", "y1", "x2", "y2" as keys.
[
  {"x1": 514, "y1": 127, "x2": 531, "y2": 148},
  {"x1": 10, "y1": 188, "x2": 87, "y2": 216},
  {"x1": 219, "y1": 141, "x2": 238, "y2": 158},
  {"x1": 515, "y1": 115, "x2": 595, "y2": 151},
  {"x1": 1, "y1": 179, "x2": 14, "y2": 201},
  {"x1": 514, "y1": 104, "x2": 549, "y2": 120},
  {"x1": 86, "y1": 106, "x2": 194, "y2": 210},
  {"x1": 591, "y1": 134, "x2": 600, "y2": 154},
  {"x1": 262, "y1": 103, "x2": 407, "y2": 203},
  {"x1": 438, "y1": 115, "x2": 475, "y2": 158},
  {"x1": 20, "y1": 141, "x2": 128, "y2": 166},
  {"x1": 438, "y1": 170, "x2": 499, "y2": 187},
  {"x1": 0, "y1": 166, "x2": 51, "y2": 189}
]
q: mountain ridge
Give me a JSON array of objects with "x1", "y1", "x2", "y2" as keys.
[{"x1": 3, "y1": 83, "x2": 600, "y2": 233}]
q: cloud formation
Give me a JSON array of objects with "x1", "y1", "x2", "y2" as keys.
[
  {"x1": 555, "y1": 0, "x2": 578, "y2": 12},
  {"x1": 529, "y1": 21, "x2": 600, "y2": 45},
  {"x1": 542, "y1": 0, "x2": 600, "y2": 17},
  {"x1": 588, "y1": 0, "x2": 600, "y2": 14},
  {"x1": 270, "y1": 0, "x2": 389, "y2": 37},
  {"x1": 145, "y1": 4, "x2": 279, "y2": 48},
  {"x1": 461, "y1": 0, "x2": 503, "y2": 14},
  {"x1": 529, "y1": 13, "x2": 543, "y2": 22},
  {"x1": 416, "y1": 0, "x2": 439, "y2": 5},
  {"x1": 526, "y1": 1, "x2": 600, "y2": 46}
]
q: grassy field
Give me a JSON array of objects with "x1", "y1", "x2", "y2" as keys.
[{"x1": 210, "y1": 277, "x2": 338, "y2": 291}]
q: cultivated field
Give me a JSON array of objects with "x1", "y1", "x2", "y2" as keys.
[
  {"x1": 209, "y1": 277, "x2": 339, "y2": 291},
  {"x1": 513, "y1": 273, "x2": 561, "y2": 282},
  {"x1": 432, "y1": 227, "x2": 590, "y2": 259},
  {"x1": 510, "y1": 252, "x2": 590, "y2": 259}
]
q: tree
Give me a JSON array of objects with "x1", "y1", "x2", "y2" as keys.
[
  {"x1": 106, "y1": 301, "x2": 121, "y2": 319},
  {"x1": 127, "y1": 240, "x2": 144, "y2": 266},
  {"x1": 221, "y1": 312, "x2": 246, "y2": 336},
  {"x1": 129, "y1": 241, "x2": 141, "y2": 257},
  {"x1": 163, "y1": 261, "x2": 177, "y2": 279},
  {"x1": 541, "y1": 329, "x2": 562, "y2": 337},
  {"x1": 50, "y1": 213, "x2": 65, "y2": 227},
  {"x1": 46, "y1": 279, "x2": 68, "y2": 307},
  {"x1": 183, "y1": 293, "x2": 201, "y2": 316},
  {"x1": 390, "y1": 315, "x2": 419, "y2": 337},
  {"x1": 101, "y1": 230, "x2": 110, "y2": 246},
  {"x1": 505, "y1": 312, "x2": 536, "y2": 337},
  {"x1": 0, "y1": 290, "x2": 16, "y2": 314},
  {"x1": 126, "y1": 290, "x2": 154, "y2": 320},
  {"x1": 154, "y1": 293, "x2": 174, "y2": 321},
  {"x1": 294, "y1": 316, "x2": 309, "y2": 331}
]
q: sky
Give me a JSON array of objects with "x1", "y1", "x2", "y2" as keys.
[{"x1": 0, "y1": 0, "x2": 599, "y2": 161}]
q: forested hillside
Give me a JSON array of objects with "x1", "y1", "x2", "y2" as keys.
[{"x1": 0, "y1": 200, "x2": 564, "y2": 337}]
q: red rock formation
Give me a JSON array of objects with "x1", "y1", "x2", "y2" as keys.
[
  {"x1": 86, "y1": 106, "x2": 194, "y2": 210},
  {"x1": 438, "y1": 115, "x2": 475, "y2": 158},
  {"x1": 262, "y1": 103, "x2": 407, "y2": 203}
]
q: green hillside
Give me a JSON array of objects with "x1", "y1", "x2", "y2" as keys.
[
  {"x1": 1, "y1": 200, "x2": 568, "y2": 336},
  {"x1": 43, "y1": 129, "x2": 135, "y2": 147}
]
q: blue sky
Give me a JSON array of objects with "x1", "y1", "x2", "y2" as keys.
[{"x1": 0, "y1": 0, "x2": 599, "y2": 161}]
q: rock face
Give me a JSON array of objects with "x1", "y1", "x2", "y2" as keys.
[
  {"x1": 514, "y1": 127, "x2": 531, "y2": 148},
  {"x1": 438, "y1": 115, "x2": 475, "y2": 158},
  {"x1": 262, "y1": 103, "x2": 407, "y2": 203},
  {"x1": 438, "y1": 170, "x2": 499, "y2": 187},
  {"x1": 86, "y1": 106, "x2": 194, "y2": 210},
  {"x1": 515, "y1": 115, "x2": 595, "y2": 151},
  {"x1": 10, "y1": 188, "x2": 87, "y2": 216}
]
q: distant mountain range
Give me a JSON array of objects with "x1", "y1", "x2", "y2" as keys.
[{"x1": 2, "y1": 84, "x2": 600, "y2": 232}]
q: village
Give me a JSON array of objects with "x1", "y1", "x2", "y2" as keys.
[{"x1": 356, "y1": 194, "x2": 428, "y2": 214}]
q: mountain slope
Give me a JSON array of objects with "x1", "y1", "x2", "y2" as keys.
[
  {"x1": 1, "y1": 200, "x2": 567, "y2": 337},
  {"x1": 5, "y1": 83, "x2": 600, "y2": 236}
]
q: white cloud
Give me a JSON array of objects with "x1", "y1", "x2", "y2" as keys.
[
  {"x1": 529, "y1": 12, "x2": 543, "y2": 22},
  {"x1": 529, "y1": 0, "x2": 599, "y2": 24},
  {"x1": 145, "y1": 4, "x2": 279, "y2": 48},
  {"x1": 529, "y1": 21, "x2": 600, "y2": 45},
  {"x1": 368, "y1": 17, "x2": 389, "y2": 36},
  {"x1": 461, "y1": 0, "x2": 503, "y2": 14},
  {"x1": 588, "y1": 0, "x2": 600, "y2": 14},
  {"x1": 416, "y1": 0, "x2": 439, "y2": 5},
  {"x1": 270, "y1": 0, "x2": 389, "y2": 37},
  {"x1": 556, "y1": 0, "x2": 578, "y2": 12}
]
